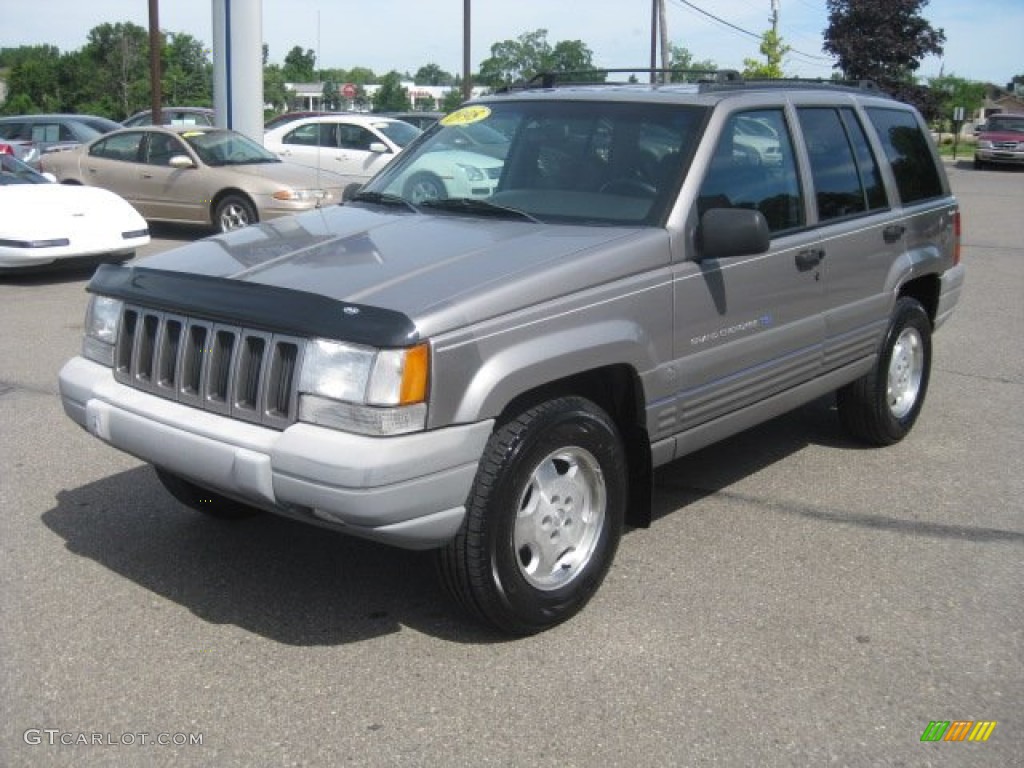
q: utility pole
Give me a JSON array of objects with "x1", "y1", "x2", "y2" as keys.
[
  {"x1": 148, "y1": 0, "x2": 162, "y2": 125},
  {"x1": 658, "y1": 0, "x2": 670, "y2": 81},
  {"x1": 771, "y1": 0, "x2": 780, "y2": 37},
  {"x1": 462, "y1": 0, "x2": 472, "y2": 102}
]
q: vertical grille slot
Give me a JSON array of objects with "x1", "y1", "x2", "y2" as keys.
[
  {"x1": 232, "y1": 333, "x2": 268, "y2": 419},
  {"x1": 114, "y1": 308, "x2": 138, "y2": 380},
  {"x1": 205, "y1": 328, "x2": 238, "y2": 409},
  {"x1": 135, "y1": 313, "x2": 160, "y2": 385},
  {"x1": 156, "y1": 317, "x2": 183, "y2": 391},
  {"x1": 265, "y1": 340, "x2": 300, "y2": 422}
]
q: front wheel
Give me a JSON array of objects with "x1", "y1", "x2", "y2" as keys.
[
  {"x1": 437, "y1": 397, "x2": 627, "y2": 635},
  {"x1": 403, "y1": 172, "x2": 446, "y2": 204},
  {"x1": 837, "y1": 297, "x2": 932, "y2": 446},
  {"x1": 213, "y1": 194, "x2": 256, "y2": 233}
]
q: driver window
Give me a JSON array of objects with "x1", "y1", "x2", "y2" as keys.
[{"x1": 698, "y1": 110, "x2": 803, "y2": 234}]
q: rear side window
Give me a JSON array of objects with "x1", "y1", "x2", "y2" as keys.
[
  {"x1": 90, "y1": 132, "x2": 144, "y2": 162},
  {"x1": 866, "y1": 108, "x2": 944, "y2": 204},
  {"x1": 797, "y1": 107, "x2": 887, "y2": 222}
]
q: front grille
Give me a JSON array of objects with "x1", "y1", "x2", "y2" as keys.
[{"x1": 113, "y1": 304, "x2": 304, "y2": 429}]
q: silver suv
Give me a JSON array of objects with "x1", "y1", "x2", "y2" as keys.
[{"x1": 59, "y1": 72, "x2": 965, "y2": 634}]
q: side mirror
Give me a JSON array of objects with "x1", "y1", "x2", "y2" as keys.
[
  {"x1": 368, "y1": 142, "x2": 389, "y2": 154},
  {"x1": 342, "y1": 183, "x2": 363, "y2": 201},
  {"x1": 699, "y1": 208, "x2": 770, "y2": 259},
  {"x1": 169, "y1": 155, "x2": 195, "y2": 169}
]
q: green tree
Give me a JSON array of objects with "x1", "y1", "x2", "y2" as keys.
[
  {"x1": 372, "y1": 71, "x2": 409, "y2": 112},
  {"x1": 346, "y1": 67, "x2": 377, "y2": 86},
  {"x1": 441, "y1": 88, "x2": 464, "y2": 112},
  {"x1": 928, "y1": 74, "x2": 986, "y2": 129},
  {"x1": 161, "y1": 32, "x2": 211, "y2": 105},
  {"x1": 477, "y1": 29, "x2": 598, "y2": 87},
  {"x1": 3, "y1": 46, "x2": 62, "y2": 113},
  {"x1": 743, "y1": 29, "x2": 790, "y2": 79},
  {"x1": 825, "y1": 0, "x2": 944, "y2": 87},
  {"x1": 415, "y1": 63, "x2": 453, "y2": 86},
  {"x1": 80, "y1": 22, "x2": 151, "y2": 118},
  {"x1": 668, "y1": 45, "x2": 718, "y2": 82},
  {"x1": 282, "y1": 46, "x2": 316, "y2": 82},
  {"x1": 263, "y1": 63, "x2": 288, "y2": 112}
]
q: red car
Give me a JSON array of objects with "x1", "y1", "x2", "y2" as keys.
[{"x1": 974, "y1": 113, "x2": 1024, "y2": 169}]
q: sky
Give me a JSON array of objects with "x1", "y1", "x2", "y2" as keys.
[{"x1": 3, "y1": 0, "x2": 1021, "y2": 87}]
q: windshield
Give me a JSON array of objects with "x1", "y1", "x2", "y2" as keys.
[
  {"x1": 0, "y1": 153, "x2": 49, "y2": 184},
  {"x1": 181, "y1": 129, "x2": 281, "y2": 166},
  {"x1": 375, "y1": 120, "x2": 421, "y2": 147},
  {"x1": 986, "y1": 116, "x2": 1024, "y2": 133},
  {"x1": 361, "y1": 100, "x2": 706, "y2": 225}
]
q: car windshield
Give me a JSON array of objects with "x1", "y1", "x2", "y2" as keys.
[
  {"x1": 361, "y1": 100, "x2": 706, "y2": 225},
  {"x1": 987, "y1": 117, "x2": 1024, "y2": 133},
  {"x1": 373, "y1": 120, "x2": 421, "y2": 147},
  {"x1": 181, "y1": 129, "x2": 281, "y2": 166},
  {"x1": 0, "y1": 153, "x2": 49, "y2": 184}
]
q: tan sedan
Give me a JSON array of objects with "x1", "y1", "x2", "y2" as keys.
[{"x1": 41, "y1": 125, "x2": 347, "y2": 232}]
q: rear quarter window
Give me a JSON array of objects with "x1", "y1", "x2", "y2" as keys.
[{"x1": 866, "y1": 108, "x2": 944, "y2": 205}]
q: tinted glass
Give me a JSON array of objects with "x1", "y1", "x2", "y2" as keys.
[
  {"x1": 284, "y1": 123, "x2": 335, "y2": 147},
  {"x1": 0, "y1": 153, "x2": 49, "y2": 184},
  {"x1": 797, "y1": 107, "x2": 886, "y2": 222},
  {"x1": 698, "y1": 109, "x2": 804, "y2": 234},
  {"x1": 90, "y1": 132, "x2": 144, "y2": 162},
  {"x1": 866, "y1": 108, "x2": 943, "y2": 204},
  {"x1": 182, "y1": 129, "x2": 280, "y2": 166},
  {"x1": 373, "y1": 120, "x2": 420, "y2": 147}
]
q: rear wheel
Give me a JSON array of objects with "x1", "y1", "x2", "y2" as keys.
[
  {"x1": 437, "y1": 397, "x2": 627, "y2": 635},
  {"x1": 837, "y1": 297, "x2": 932, "y2": 446},
  {"x1": 154, "y1": 467, "x2": 263, "y2": 520},
  {"x1": 213, "y1": 194, "x2": 256, "y2": 233}
]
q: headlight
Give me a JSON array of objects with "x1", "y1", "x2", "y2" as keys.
[
  {"x1": 298, "y1": 339, "x2": 429, "y2": 435},
  {"x1": 82, "y1": 295, "x2": 123, "y2": 367},
  {"x1": 977, "y1": 139, "x2": 993, "y2": 149},
  {"x1": 273, "y1": 188, "x2": 329, "y2": 201},
  {"x1": 456, "y1": 163, "x2": 485, "y2": 182}
]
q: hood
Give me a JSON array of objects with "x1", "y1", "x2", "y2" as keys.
[
  {"x1": 133, "y1": 203, "x2": 668, "y2": 337},
  {"x1": 0, "y1": 184, "x2": 145, "y2": 237},
  {"x1": 225, "y1": 160, "x2": 349, "y2": 190},
  {"x1": 978, "y1": 128, "x2": 1024, "y2": 143}
]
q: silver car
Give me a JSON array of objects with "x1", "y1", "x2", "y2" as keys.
[
  {"x1": 0, "y1": 113, "x2": 122, "y2": 169},
  {"x1": 42, "y1": 125, "x2": 346, "y2": 232}
]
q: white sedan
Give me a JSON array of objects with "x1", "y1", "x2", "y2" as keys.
[{"x1": 0, "y1": 154, "x2": 149, "y2": 271}]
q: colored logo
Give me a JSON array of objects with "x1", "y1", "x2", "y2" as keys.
[{"x1": 920, "y1": 721, "x2": 997, "y2": 742}]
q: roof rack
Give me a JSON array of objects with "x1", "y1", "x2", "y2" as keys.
[
  {"x1": 497, "y1": 68, "x2": 743, "y2": 92},
  {"x1": 494, "y1": 69, "x2": 889, "y2": 97}
]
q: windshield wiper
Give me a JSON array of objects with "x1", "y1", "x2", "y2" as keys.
[
  {"x1": 419, "y1": 197, "x2": 541, "y2": 223},
  {"x1": 350, "y1": 190, "x2": 420, "y2": 213}
]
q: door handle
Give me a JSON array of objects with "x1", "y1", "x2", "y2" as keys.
[
  {"x1": 883, "y1": 224, "x2": 906, "y2": 243},
  {"x1": 795, "y1": 248, "x2": 825, "y2": 271}
]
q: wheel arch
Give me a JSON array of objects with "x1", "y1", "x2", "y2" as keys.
[
  {"x1": 897, "y1": 273, "x2": 941, "y2": 326},
  {"x1": 209, "y1": 188, "x2": 258, "y2": 226},
  {"x1": 494, "y1": 364, "x2": 653, "y2": 530}
]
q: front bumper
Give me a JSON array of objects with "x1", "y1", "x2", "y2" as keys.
[
  {"x1": 975, "y1": 148, "x2": 1024, "y2": 166},
  {"x1": 59, "y1": 356, "x2": 493, "y2": 549}
]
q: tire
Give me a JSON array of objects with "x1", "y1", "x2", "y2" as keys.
[
  {"x1": 403, "y1": 172, "x2": 446, "y2": 204},
  {"x1": 836, "y1": 297, "x2": 932, "y2": 446},
  {"x1": 213, "y1": 193, "x2": 257, "y2": 233},
  {"x1": 154, "y1": 467, "x2": 263, "y2": 520},
  {"x1": 437, "y1": 397, "x2": 627, "y2": 635}
]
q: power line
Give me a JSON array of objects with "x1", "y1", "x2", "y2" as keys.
[{"x1": 669, "y1": 0, "x2": 832, "y2": 62}]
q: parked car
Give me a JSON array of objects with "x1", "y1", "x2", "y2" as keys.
[
  {"x1": 974, "y1": 113, "x2": 1024, "y2": 169},
  {"x1": 262, "y1": 114, "x2": 420, "y2": 186},
  {"x1": 264, "y1": 110, "x2": 337, "y2": 131},
  {"x1": 122, "y1": 107, "x2": 215, "y2": 127},
  {"x1": 0, "y1": 153, "x2": 148, "y2": 272},
  {"x1": 0, "y1": 138, "x2": 40, "y2": 166},
  {"x1": 383, "y1": 111, "x2": 445, "y2": 130},
  {"x1": 41, "y1": 125, "x2": 346, "y2": 233},
  {"x1": 0, "y1": 113, "x2": 122, "y2": 169},
  {"x1": 58, "y1": 72, "x2": 964, "y2": 635}
]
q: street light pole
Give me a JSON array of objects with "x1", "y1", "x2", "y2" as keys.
[
  {"x1": 148, "y1": 0, "x2": 162, "y2": 125},
  {"x1": 462, "y1": 0, "x2": 472, "y2": 102}
]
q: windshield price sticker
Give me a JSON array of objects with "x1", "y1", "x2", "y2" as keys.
[{"x1": 440, "y1": 106, "x2": 491, "y2": 127}]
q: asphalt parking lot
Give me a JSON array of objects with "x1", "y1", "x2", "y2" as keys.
[{"x1": 1, "y1": 163, "x2": 1021, "y2": 767}]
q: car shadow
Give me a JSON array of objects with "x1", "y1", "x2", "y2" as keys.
[
  {"x1": 42, "y1": 465, "x2": 506, "y2": 646},
  {"x1": 649, "y1": 394, "x2": 856, "y2": 520}
]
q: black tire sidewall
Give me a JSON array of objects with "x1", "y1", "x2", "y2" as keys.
[
  {"x1": 480, "y1": 400, "x2": 626, "y2": 632},
  {"x1": 874, "y1": 298, "x2": 932, "y2": 441},
  {"x1": 404, "y1": 172, "x2": 445, "y2": 202}
]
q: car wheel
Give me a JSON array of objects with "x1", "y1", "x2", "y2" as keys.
[
  {"x1": 973, "y1": 156, "x2": 985, "y2": 170},
  {"x1": 836, "y1": 297, "x2": 932, "y2": 446},
  {"x1": 437, "y1": 396, "x2": 627, "y2": 635},
  {"x1": 403, "y1": 172, "x2": 446, "y2": 204},
  {"x1": 154, "y1": 467, "x2": 264, "y2": 520},
  {"x1": 213, "y1": 194, "x2": 257, "y2": 233}
]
